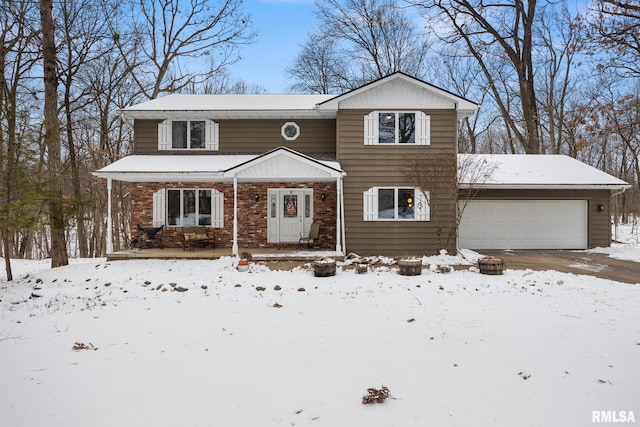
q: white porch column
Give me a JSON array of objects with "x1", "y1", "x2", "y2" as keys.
[
  {"x1": 232, "y1": 176, "x2": 239, "y2": 256},
  {"x1": 336, "y1": 176, "x2": 344, "y2": 254},
  {"x1": 106, "y1": 178, "x2": 113, "y2": 254}
]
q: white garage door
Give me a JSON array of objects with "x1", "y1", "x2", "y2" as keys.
[{"x1": 458, "y1": 200, "x2": 588, "y2": 250}]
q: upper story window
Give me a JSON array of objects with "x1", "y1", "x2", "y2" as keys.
[
  {"x1": 172, "y1": 120, "x2": 205, "y2": 149},
  {"x1": 364, "y1": 111, "x2": 430, "y2": 146},
  {"x1": 281, "y1": 122, "x2": 300, "y2": 141},
  {"x1": 380, "y1": 112, "x2": 415, "y2": 144},
  {"x1": 158, "y1": 119, "x2": 219, "y2": 151}
]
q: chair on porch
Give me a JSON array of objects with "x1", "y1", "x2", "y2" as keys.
[
  {"x1": 299, "y1": 222, "x2": 321, "y2": 248},
  {"x1": 133, "y1": 224, "x2": 164, "y2": 249},
  {"x1": 182, "y1": 226, "x2": 215, "y2": 251}
]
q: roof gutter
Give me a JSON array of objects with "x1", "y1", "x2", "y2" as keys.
[
  {"x1": 118, "y1": 109, "x2": 337, "y2": 120},
  {"x1": 458, "y1": 184, "x2": 633, "y2": 191}
]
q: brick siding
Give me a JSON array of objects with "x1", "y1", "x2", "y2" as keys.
[{"x1": 131, "y1": 181, "x2": 337, "y2": 249}]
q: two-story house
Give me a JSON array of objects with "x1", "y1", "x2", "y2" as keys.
[{"x1": 93, "y1": 73, "x2": 630, "y2": 256}]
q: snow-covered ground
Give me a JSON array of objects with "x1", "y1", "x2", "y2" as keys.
[{"x1": 1, "y1": 224, "x2": 639, "y2": 426}]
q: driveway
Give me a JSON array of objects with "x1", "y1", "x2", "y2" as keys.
[{"x1": 477, "y1": 250, "x2": 640, "y2": 285}]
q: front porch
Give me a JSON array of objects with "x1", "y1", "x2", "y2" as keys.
[
  {"x1": 106, "y1": 246, "x2": 344, "y2": 262},
  {"x1": 93, "y1": 147, "x2": 347, "y2": 258}
]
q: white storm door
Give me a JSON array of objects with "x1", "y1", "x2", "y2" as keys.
[
  {"x1": 279, "y1": 190, "x2": 303, "y2": 242},
  {"x1": 267, "y1": 189, "x2": 314, "y2": 243}
]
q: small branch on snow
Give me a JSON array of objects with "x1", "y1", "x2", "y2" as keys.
[{"x1": 0, "y1": 332, "x2": 24, "y2": 343}]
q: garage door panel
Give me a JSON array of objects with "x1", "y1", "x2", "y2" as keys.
[{"x1": 459, "y1": 200, "x2": 587, "y2": 250}]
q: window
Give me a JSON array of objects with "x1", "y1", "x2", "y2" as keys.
[
  {"x1": 379, "y1": 113, "x2": 415, "y2": 144},
  {"x1": 281, "y1": 122, "x2": 300, "y2": 141},
  {"x1": 364, "y1": 111, "x2": 430, "y2": 145},
  {"x1": 283, "y1": 194, "x2": 298, "y2": 217},
  {"x1": 304, "y1": 194, "x2": 311, "y2": 218},
  {"x1": 161, "y1": 188, "x2": 224, "y2": 227},
  {"x1": 158, "y1": 119, "x2": 219, "y2": 151},
  {"x1": 363, "y1": 187, "x2": 429, "y2": 221},
  {"x1": 172, "y1": 120, "x2": 205, "y2": 149}
]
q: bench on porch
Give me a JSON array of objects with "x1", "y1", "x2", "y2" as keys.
[{"x1": 182, "y1": 226, "x2": 215, "y2": 251}]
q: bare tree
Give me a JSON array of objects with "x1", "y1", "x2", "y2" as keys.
[
  {"x1": 110, "y1": 0, "x2": 255, "y2": 99},
  {"x1": 588, "y1": 0, "x2": 640, "y2": 78},
  {"x1": 40, "y1": 0, "x2": 69, "y2": 267},
  {"x1": 432, "y1": 48, "x2": 494, "y2": 153},
  {"x1": 1, "y1": 0, "x2": 41, "y2": 279},
  {"x1": 288, "y1": 0, "x2": 430, "y2": 90},
  {"x1": 412, "y1": 0, "x2": 542, "y2": 154},
  {"x1": 582, "y1": 82, "x2": 640, "y2": 222},
  {"x1": 57, "y1": 0, "x2": 115, "y2": 258},
  {"x1": 287, "y1": 31, "x2": 350, "y2": 94},
  {"x1": 402, "y1": 155, "x2": 497, "y2": 252},
  {"x1": 536, "y1": 3, "x2": 585, "y2": 155},
  {"x1": 181, "y1": 68, "x2": 268, "y2": 94}
]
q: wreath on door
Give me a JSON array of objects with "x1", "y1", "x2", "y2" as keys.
[{"x1": 286, "y1": 201, "x2": 297, "y2": 217}]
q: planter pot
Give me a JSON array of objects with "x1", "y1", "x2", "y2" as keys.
[
  {"x1": 313, "y1": 257, "x2": 336, "y2": 277},
  {"x1": 355, "y1": 264, "x2": 368, "y2": 274},
  {"x1": 398, "y1": 258, "x2": 422, "y2": 276},
  {"x1": 478, "y1": 257, "x2": 504, "y2": 275},
  {"x1": 237, "y1": 259, "x2": 250, "y2": 272}
]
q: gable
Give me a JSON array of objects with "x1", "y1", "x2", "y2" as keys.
[
  {"x1": 334, "y1": 78, "x2": 455, "y2": 110},
  {"x1": 320, "y1": 72, "x2": 478, "y2": 118},
  {"x1": 223, "y1": 147, "x2": 344, "y2": 182}
]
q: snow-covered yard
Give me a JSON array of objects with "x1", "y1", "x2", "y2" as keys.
[{"x1": 1, "y1": 227, "x2": 639, "y2": 426}]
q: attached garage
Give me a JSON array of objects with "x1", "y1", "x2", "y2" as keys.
[
  {"x1": 459, "y1": 200, "x2": 588, "y2": 249},
  {"x1": 457, "y1": 154, "x2": 631, "y2": 250}
]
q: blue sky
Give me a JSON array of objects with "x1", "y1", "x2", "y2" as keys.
[{"x1": 229, "y1": 0, "x2": 318, "y2": 93}]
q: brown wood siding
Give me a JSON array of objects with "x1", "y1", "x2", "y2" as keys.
[
  {"x1": 461, "y1": 189, "x2": 612, "y2": 248},
  {"x1": 337, "y1": 109, "x2": 459, "y2": 256},
  {"x1": 133, "y1": 120, "x2": 162, "y2": 154},
  {"x1": 133, "y1": 119, "x2": 336, "y2": 155}
]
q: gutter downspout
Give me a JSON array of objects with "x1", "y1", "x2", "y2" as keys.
[
  {"x1": 107, "y1": 178, "x2": 113, "y2": 254},
  {"x1": 233, "y1": 175, "x2": 239, "y2": 256},
  {"x1": 117, "y1": 112, "x2": 134, "y2": 130},
  {"x1": 611, "y1": 186, "x2": 630, "y2": 242},
  {"x1": 611, "y1": 187, "x2": 629, "y2": 197}
]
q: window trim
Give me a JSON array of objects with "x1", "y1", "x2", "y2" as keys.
[
  {"x1": 160, "y1": 188, "x2": 224, "y2": 228},
  {"x1": 363, "y1": 186, "x2": 430, "y2": 222},
  {"x1": 158, "y1": 119, "x2": 219, "y2": 151},
  {"x1": 364, "y1": 111, "x2": 430, "y2": 146},
  {"x1": 281, "y1": 122, "x2": 300, "y2": 141}
]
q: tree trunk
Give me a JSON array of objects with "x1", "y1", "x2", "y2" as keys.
[
  {"x1": 2, "y1": 234, "x2": 12, "y2": 281},
  {"x1": 40, "y1": 0, "x2": 68, "y2": 268},
  {"x1": 65, "y1": 86, "x2": 88, "y2": 258},
  {"x1": 1, "y1": 49, "x2": 15, "y2": 279}
]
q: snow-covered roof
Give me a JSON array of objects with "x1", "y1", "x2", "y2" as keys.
[
  {"x1": 92, "y1": 151, "x2": 343, "y2": 183},
  {"x1": 458, "y1": 154, "x2": 631, "y2": 190},
  {"x1": 118, "y1": 73, "x2": 480, "y2": 120},
  {"x1": 119, "y1": 94, "x2": 337, "y2": 120}
]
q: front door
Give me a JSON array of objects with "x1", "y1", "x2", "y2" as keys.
[{"x1": 267, "y1": 189, "x2": 313, "y2": 243}]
